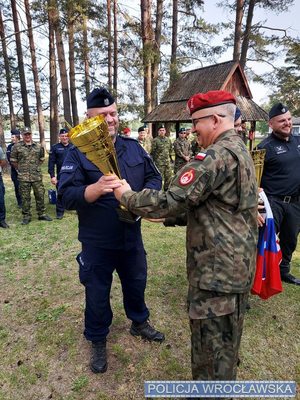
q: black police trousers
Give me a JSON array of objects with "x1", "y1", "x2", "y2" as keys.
[
  {"x1": 268, "y1": 196, "x2": 300, "y2": 276},
  {"x1": 77, "y1": 244, "x2": 150, "y2": 342}
]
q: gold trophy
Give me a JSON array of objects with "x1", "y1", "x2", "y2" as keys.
[
  {"x1": 250, "y1": 149, "x2": 266, "y2": 186},
  {"x1": 68, "y1": 115, "x2": 140, "y2": 224}
]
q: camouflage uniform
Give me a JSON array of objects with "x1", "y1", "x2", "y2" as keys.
[
  {"x1": 120, "y1": 129, "x2": 258, "y2": 381},
  {"x1": 138, "y1": 137, "x2": 152, "y2": 154},
  {"x1": 10, "y1": 141, "x2": 46, "y2": 219},
  {"x1": 151, "y1": 136, "x2": 173, "y2": 191},
  {"x1": 173, "y1": 137, "x2": 192, "y2": 173}
]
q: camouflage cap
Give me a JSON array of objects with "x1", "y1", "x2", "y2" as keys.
[{"x1": 21, "y1": 127, "x2": 32, "y2": 134}]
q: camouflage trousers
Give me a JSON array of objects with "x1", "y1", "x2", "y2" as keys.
[
  {"x1": 174, "y1": 159, "x2": 187, "y2": 174},
  {"x1": 19, "y1": 180, "x2": 46, "y2": 218},
  {"x1": 156, "y1": 163, "x2": 173, "y2": 191},
  {"x1": 188, "y1": 287, "x2": 249, "y2": 382}
]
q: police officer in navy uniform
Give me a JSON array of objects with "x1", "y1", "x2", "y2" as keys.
[
  {"x1": 58, "y1": 88, "x2": 164, "y2": 374},
  {"x1": 6, "y1": 129, "x2": 22, "y2": 207},
  {"x1": 257, "y1": 103, "x2": 300, "y2": 285},
  {"x1": 48, "y1": 128, "x2": 71, "y2": 219}
]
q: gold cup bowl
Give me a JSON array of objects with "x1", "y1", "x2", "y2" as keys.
[
  {"x1": 250, "y1": 149, "x2": 266, "y2": 187},
  {"x1": 68, "y1": 115, "x2": 121, "y2": 178},
  {"x1": 68, "y1": 115, "x2": 140, "y2": 224}
]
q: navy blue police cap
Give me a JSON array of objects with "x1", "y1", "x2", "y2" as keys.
[
  {"x1": 178, "y1": 127, "x2": 186, "y2": 133},
  {"x1": 59, "y1": 128, "x2": 69, "y2": 134},
  {"x1": 269, "y1": 103, "x2": 289, "y2": 120},
  {"x1": 138, "y1": 126, "x2": 145, "y2": 133},
  {"x1": 11, "y1": 128, "x2": 21, "y2": 136},
  {"x1": 234, "y1": 107, "x2": 241, "y2": 121},
  {"x1": 87, "y1": 88, "x2": 115, "y2": 109}
]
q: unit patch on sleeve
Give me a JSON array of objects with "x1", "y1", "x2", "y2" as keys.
[
  {"x1": 179, "y1": 168, "x2": 196, "y2": 186},
  {"x1": 195, "y1": 152, "x2": 207, "y2": 160}
]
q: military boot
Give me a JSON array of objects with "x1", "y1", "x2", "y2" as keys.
[
  {"x1": 90, "y1": 340, "x2": 107, "y2": 373},
  {"x1": 130, "y1": 320, "x2": 165, "y2": 342}
]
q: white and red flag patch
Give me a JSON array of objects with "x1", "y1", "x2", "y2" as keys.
[
  {"x1": 179, "y1": 168, "x2": 196, "y2": 186},
  {"x1": 195, "y1": 152, "x2": 207, "y2": 161}
]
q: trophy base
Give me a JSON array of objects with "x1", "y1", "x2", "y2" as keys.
[{"x1": 116, "y1": 207, "x2": 141, "y2": 224}]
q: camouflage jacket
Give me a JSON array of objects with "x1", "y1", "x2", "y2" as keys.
[
  {"x1": 138, "y1": 137, "x2": 152, "y2": 154},
  {"x1": 151, "y1": 136, "x2": 173, "y2": 166},
  {"x1": 10, "y1": 141, "x2": 45, "y2": 182},
  {"x1": 173, "y1": 137, "x2": 191, "y2": 160},
  {"x1": 121, "y1": 129, "x2": 258, "y2": 294}
]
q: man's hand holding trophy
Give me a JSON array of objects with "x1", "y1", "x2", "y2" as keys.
[{"x1": 68, "y1": 114, "x2": 140, "y2": 223}]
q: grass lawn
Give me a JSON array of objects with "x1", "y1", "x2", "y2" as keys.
[{"x1": 0, "y1": 166, "x2": 299, "y2": 400}]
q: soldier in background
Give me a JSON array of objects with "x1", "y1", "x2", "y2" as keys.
[
  {"x1": 173, "y1": 127, "x2": 191, "y2": 173},
  {"x1": 137, "y1": 126, "x2": 152, "y2": 154},
  {"x1": 234, "y1": 107, "x2": 248, "y2": 145},
  {"x1": 10, "y1": 127, "x2": 52, "y2": 225},
  {"x1": 6, "y1": 129, "x2": 22, "y2": 208},
  {"x1": 0, "y1": 145, "x2": 9, "y2": 228},
  {"x1": 150, "y1": 125, "x2": 173, "y2": 191},
  {"x1": 48, "y1": 128, "x2": 72, "y2": 219},
  {"x1": 114, "y1": 90, "x2": 258, "y2": 382}
]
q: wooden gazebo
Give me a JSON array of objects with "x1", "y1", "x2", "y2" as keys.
[{"x1": 144, "y1": 60, "x2": 268, "y2": 147}]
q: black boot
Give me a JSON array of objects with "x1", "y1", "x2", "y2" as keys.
[
  {"x1": 130, "y1": 321, "x2": 165, "y2": 342},
  {"x1": 90, "y1": 340, "x2": 107, "y2": 373}
]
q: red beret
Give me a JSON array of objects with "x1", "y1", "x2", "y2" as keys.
[
  {"x1": 123, "y1": 127, "x2": 131, "y2": 134},
  {"x1": 187, "y1": 90, "x2": 236, "y2": 115}
]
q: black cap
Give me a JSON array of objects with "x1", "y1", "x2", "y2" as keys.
[
  {"x1": 234, "y1": 107, "x2": 241, "y2": 121},
  {"x1": 269, "y1": 103, "x2": 289, "y2": 120},
  {"x1": 59, "y1": 128, "x2": 69, "y2": 134},
  {"x1": 178, "y1": 127, "x2": 186, "y2": 133},
  {"x1": 11, "y1": 128, "x2": 21, "y2": 136},
  {"x1": 138, "y1": 126, "x2": 145, "y2": 133},
  {"x1": 87, "y1": 87, "x2": 115, "y2": 109}
]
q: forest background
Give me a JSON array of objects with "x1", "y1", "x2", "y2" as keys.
[{"x1": 0, "y1": 0, "x2": 300, "y2": 147}]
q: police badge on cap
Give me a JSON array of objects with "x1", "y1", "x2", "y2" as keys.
[
  {"x1": 268, "y1": 103, "x2": 289, "y2": 120},
  {"x1": 87, "y1": 87, "x2": 115, "y2": 109}
]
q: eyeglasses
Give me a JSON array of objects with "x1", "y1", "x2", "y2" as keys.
[{"x1": 192, "y1": 114, "x2": 226, "y2": 127}]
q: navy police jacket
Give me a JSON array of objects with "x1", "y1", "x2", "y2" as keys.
[
  {"x1": 257, "y1": 133, "x2": 300, "y2": 196},
  {"x1": 48, "y1": 142, "x2": 72, "y2": 178},
  {"x1": 58, "y1": 135, "x2": 162, "y2": 250}
]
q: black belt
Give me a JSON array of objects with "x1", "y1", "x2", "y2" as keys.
[{"x1": 268, "y1": 194, "x2": 300, "y2": 204}]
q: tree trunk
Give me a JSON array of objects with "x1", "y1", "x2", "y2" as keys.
[
  {"x1": 240, "y1": 0, "x2": 256, "y2": 70},
  {"x1": 233, "y1": 0, "x2": 244, "y2": 62},
  {"x1": 24, "y1": 0, "x2": 46, "y2": 146},
  {"x1": 48, "y1": 0, "x2": 59, "y2": 146},
  {"x1": 0, "y1": 108, "x2": 5, "y2": 149},
  {"x1": 141, "y1": 0, "x2": 153, "y2": 116},
  {"x1": 170, "y1": 0, "x2": 178, "y2": 84},
  {"x1": 11, "y1": 0, "x2": 31, "y2": 128},
  {"x1": 0, "y1": 10, "x2": 16, "y2": 129},
  {"x1": 151, "y1": 0, "x2": 163, "y2": 108},
  {"x1": 83, "y1": 15, "x2": 90, "y2": 99},
  {"x1": 68, "y1": 12, "x2": 79, "y2": 126},
  {"x1": 113, "y1": 0, "x2": 118, "y2": 97},
  {"x1": 53, "y1": 0, "x2": 72, "y2": 127},
  {"x1": 107, "y1": 0, "x2": 113, "y2": 91}
]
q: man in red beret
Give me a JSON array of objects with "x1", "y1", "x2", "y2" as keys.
[{"x1": 113, "y1": 90, "x2": 258, "y2": 382}]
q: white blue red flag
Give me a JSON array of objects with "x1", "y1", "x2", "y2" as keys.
[{"x1": 251, "y1": 191, "x2": 283, "y2": 300}]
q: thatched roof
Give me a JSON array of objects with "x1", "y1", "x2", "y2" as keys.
[{"x1": 144, "y1": 60, "x2": 268, "y2": 123}]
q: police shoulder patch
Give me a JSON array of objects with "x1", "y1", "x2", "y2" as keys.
[
  {"x1": 179, "y1": 168, "x2": 196, "y2": 186},
  {"x1": 195, "y1": 152, "x2": 207, "y2": 161}
]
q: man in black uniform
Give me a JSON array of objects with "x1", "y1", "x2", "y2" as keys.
[
  {"x1": 48, "y1": 128, "x2": 71, "y2": 219},
  {"x1": 58, "y1": 88, "x2": 164, "y2": 374},
  {"x1": 6, "y1": 129, "x2": 22, "y2": 208},
  {"x1": 257, "y1": 103, "x2": 300, "y2": 285}
]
